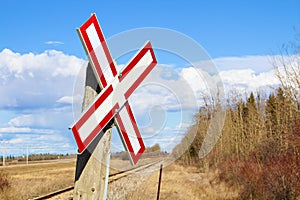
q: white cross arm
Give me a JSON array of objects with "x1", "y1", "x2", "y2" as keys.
[
  {"x1": 71, "y1": 41, "x2": 157, "y2": 164},
  {"x1": 77, "y1": 13, "x2": 117, "y2": 90}
]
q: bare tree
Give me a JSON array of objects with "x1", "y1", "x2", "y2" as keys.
[{"x1": 273, "y1": 43, "x2": 300, "y2": 109}]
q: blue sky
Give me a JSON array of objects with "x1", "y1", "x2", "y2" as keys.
[
  {"x1": 0, "y1": 1, "x2": 299, "y2": 156},
  {"x1": 1, "y1": 1, "x2": 299, "y2": 58}
]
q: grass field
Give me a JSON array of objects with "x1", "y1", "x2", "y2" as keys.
[
  {"x1": 0, "y1": 159, "x2": 76, "y2": 200},
  {"x1": 0, "y1": 158, "x2": 238, "y2": 199},
  {"x1": 124, "y1": 164, "x2": 238, "y2": 200}
]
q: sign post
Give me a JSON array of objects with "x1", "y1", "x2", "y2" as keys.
[
  {"x1": 71, "y1": 13, "x2": 157, "y2": 199},
  {"x1": 73, "y1": 64, "x2": 112, "y2": 200}
]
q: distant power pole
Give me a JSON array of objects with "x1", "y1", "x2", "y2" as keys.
[
  {"x1": 3, "y1": 141, "x2": 6, "y2": 166},
  {"x1": 26, "y1": 145, "x2": 29, "y2": 165}
]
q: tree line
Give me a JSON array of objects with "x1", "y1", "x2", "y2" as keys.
[{"x1": 173, "y1": 48, "x2": 300, "y2": 199}]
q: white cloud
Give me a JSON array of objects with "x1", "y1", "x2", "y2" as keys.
[
  {"x1": 125, "y1": 57, "x2": 281, "y2": 151},
  {"x1": 0, "y1": 49, "x2": 85, "y2": 154},
  {"x1": 3, "y1": 133, "x2": 76, "y2": 155},
  {"x1": 0, "y1": 126, "x2": 58, "y2": 134},
  {"x1": 0, "y1": 49, "x2": 277, "y2": 123},
  {"x1": 8, "y1": 137, "x2": 24, "y2": 144},
  {"x1": 0, "y1": 127, "x2": 31, "y2": 133},
  {"x1": 219, "y1": 68, "x2": 280, "y2": 92},
  {"x1": 213, "y1": 55, "x2": 274, "y2": 73},
  {"x1": 192, "y1": 55, "x2": 283, "y2": 95},
  {"x1": 56, "y1": 96, "x2": 73, "y2": 104},
  {"x1": 0, "y1": 49, "x2": 86, "y2": 110},
  {"x1": 0, "y1": 49, "x2": 290, "y2": 155},
  {"x1": 123, "y1": 55, "x2": 285, "y2": 154},
  {"x1": 129, "y1": 65, "x2": 199, "y2": 116},
  {"x1": 56, "y1": 94, "x2": 83, "y2": 105},
  {"x1": 0, "y1": 48, "x2": 85, "y2": 79},
  {"x1": 45, "y1": 41, "x2": 64, "y2": 45},
  {"x1": 8, "y1": 114, "x2": 34, "y2": 127}
]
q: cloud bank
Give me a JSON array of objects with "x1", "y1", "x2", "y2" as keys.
[
  {"x1": 0, "y1": 49, "x2": 85, "y2": 154},
  {"x1": 0, "y1": 48, "x2": 282, "y2": 154}
]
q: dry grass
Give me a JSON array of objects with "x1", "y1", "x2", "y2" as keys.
[
  {"x1": 124, "y1": 163, "x2": 238, "y2": 200},
  {"x1": 0, "y1": 159, "x2": 76, "y2": 200},
  {"x1": 0, "y1": 157, "x2": 160, "y2": 200},
  {"x1": 0, "y1": 158, "x2": 239, "y2": 199}
]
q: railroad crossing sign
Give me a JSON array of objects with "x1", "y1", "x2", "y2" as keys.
[{"x1": 71, "y1": 14, "x2": 157, "y2": 164}]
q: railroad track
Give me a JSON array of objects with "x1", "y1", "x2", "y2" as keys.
[{"x1": 32, "y1": 159, "x2": 162, "y2": 200}]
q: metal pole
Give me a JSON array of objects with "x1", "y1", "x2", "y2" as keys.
[
  {"x1": 156, "y1": 164, "x2": 163, "y2": 200},
  {"x1": 103, "y1": 152, "x2": 111, "y2": 200}
]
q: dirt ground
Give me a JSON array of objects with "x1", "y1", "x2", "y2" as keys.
[{"x1": 120, "y1": 163, "x2": 239, "y2": 200}]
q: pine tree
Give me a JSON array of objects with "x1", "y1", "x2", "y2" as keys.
[{"x1": 266, "y1": 93, "x2": 278, "y2": 136}]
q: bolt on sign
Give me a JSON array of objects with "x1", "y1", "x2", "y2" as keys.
[{"x1": 70, "y1": 14, "x2": 157, "y2": 164}]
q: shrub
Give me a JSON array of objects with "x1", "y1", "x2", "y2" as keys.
[
  {"x1": 219, "y1": 132, "x2": 300, "y2": 199},
  {"x1": 0, "y1": 172, "x2": 10, "y2": 191},
  {"x1": 121, "y1": 151, "x2": 129, "y2": 160}
]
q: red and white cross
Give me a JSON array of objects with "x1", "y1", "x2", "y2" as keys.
[{"x1": 71, "y1": 14, "x2": 157, "y2": 164}]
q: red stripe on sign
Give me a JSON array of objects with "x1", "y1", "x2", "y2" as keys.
[
  {"x1": 79, "y1": 14, "x2": 117, "y2": 88},
  {"x1": 125, "y1": 103, "x2": 145, "y2": 164},
  {"x1": 79, "y1": 14, "x2": 107, "y2": 88},
  {"x1": 71, "y1": 126, "x2": 85, "y2": 153},
  {"x1": 75, "y1": 85, "x2": 113, "y2": 129},
  {"x1": 115, "y1": 103, "x2": 145, "y2": 164},
  {"x1": 115, "y1": 112, "x2": 134, "y2": 153},
  {"x1": 119, "y1": 41, "x2": 155, "y2": 82},
  {"x1": 80, "y1": 103, "x2": 119, "y2": 153},
  {"x1": 124, "y1": 42, "x2": 157, "y2": 99},
  {"x1": 79, "y1": 14, "x2": 96, "y2": 53},
  {"x1": 71, "y1": 85, "x2": 114, "y2": 153},
  {"x1": 90, "y1": 50, "x2": 107, "y2": 88},
  {"x1": 91, "y1": 14, "x2": 117, "y2": 79}
]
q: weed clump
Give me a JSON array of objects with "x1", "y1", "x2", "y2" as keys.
[{"x1": 0, "y1": 172, "x2": 10, "y2": 191}]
